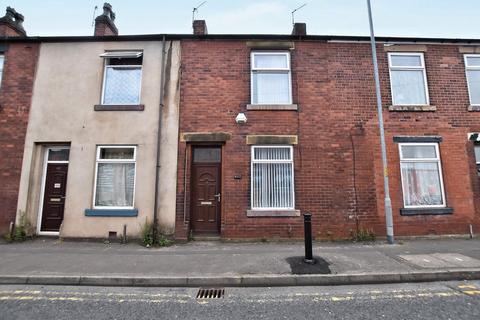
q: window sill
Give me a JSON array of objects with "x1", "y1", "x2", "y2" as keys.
[
  {"x1": 400, "y1": 207, "x2": 453, "y2": 216},
  {"x1": 468, "y1": 105, "x2": 480, "y2": 112},
  {"x1": 246, "y1": 104, "x2": 298, "y2": 111},
  {"x1": 85, "y1": 209, "x2": 138, "y2": 217},
  {"x1": 388, "y1": 105, "x2": 436, "y2": 112},
  {"x1": 247, "y1": 209, "x2": 300, "y2": 217},
  {"x1": 94, "y1": 104, "x2": 144, "y2": 111}
]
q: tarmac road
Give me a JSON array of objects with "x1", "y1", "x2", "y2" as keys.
[{"x1": 0, "y1": 281, "x2": 479, "y2": 320}]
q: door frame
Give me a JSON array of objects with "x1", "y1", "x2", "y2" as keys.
[
  {"x1": 37, "y1": 146, "x2": 70, "y2": 236},
  {"x1": 189, "y1": 145, "x2": 222, "y2": 235}
]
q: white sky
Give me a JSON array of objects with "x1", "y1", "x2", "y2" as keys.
[{"x1": 4, "y1": 0, "x2": 480, "y2": 38}]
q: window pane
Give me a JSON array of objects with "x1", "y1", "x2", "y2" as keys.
[
  {"x1": 467, "y1": 70, "x2": 480, "y2": 105},
  {"x1": 254, "y1": 54, "x2": 288, "y2": 69},
  {"x1": 252, "y1": 72, "x2": 290, "y2": 104},
  {"x1": 103, "y1": 67, "x2": 141, "y2": 104},
  {"x1": 467, "y1": 56, "x2": 480, "y2": 67},
  {"x1": 391, "y1": 70, "x2": 427, "y2": 105},
  {"x1": 252, "y1": 162, "x2": 293, "y2": 208},
  {"x1": 401, "y1": 145, "x2": 436, "y2": 159},
  {"x1": 0, "y1": 55, "x2": 4, "y2": 86},
  {"x1": 193, "y1": 148, "x2": 221, "y2": 163},
  {"x1": 100, "y1": 148, "x2": 134, "y2": 160},
  {"x1": 95, "y1": 163, "x2": 135, "y2": 207},
  {"x1": 401, "y1": 162, "x2": 443, "y2": 206},
  {"x1": 254, "y1": 147, "x2": 291, "y2": 160},
  {"x1": 475, "y1": 145, "x2": 480, "y2": 163},
  {"x1": 390, "y1": 55, "x2": 422, "y2": 67},
  {"x1": 48, "y1": 148, "x2": 70, "y2": 161}
]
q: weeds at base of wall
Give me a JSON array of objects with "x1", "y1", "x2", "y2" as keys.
[
  {"x1": 140, "y1": 219, "x2": 173, "y2": 248},
  {"x1": 3, "y1": 212, "x2": 33, "y2": 243},
  {"x1": 351, "y1": 228, "x2": 376, "y2": 242}
]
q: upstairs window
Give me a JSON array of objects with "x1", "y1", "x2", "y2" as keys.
[
  {"x1": 465, "y1": 54, "x2": 480, "y2": 106},
  {"x1": 388, "y1": 53, "x2": 429, "y2": 105},
  {"x1": 251, "y1": 146, "x2": 294, "y2": 210},
  {"x1": 399, "y1": 143, "x2": 445, "y2": 208},
  {"x1": 100, "y1": 51, "x2": 143, "y2": 105},
  {"x1": 251, "y1": 52, "x2": 292, "y2": 105},
  {"x1": 0, "y1": 55, "x2": 4, "y2": 87}
]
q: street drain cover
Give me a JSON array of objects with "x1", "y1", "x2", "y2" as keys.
[{"x1": 196, "y1": 288, "x2": 225, "y2": 299}]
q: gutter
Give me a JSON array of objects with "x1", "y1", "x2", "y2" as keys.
[
  {"x1": 1, "y1": 34, "x2": 480, "y2": 45},
  {"x1": 152, "y1": 36, "x2": 167, "y2": 242}
]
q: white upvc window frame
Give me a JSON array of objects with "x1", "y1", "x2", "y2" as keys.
[
  {"x1": 93, "y1": 145, "x2": 137, "y2": 210},
  {"x1": 250, "y1": 145, "x2": 295, "y2": 210},
  {"x1": 398, "y1": 142, "x2": 446, "y2": 209},
  {"x1": 100, "y1": 52, "x2": 143, "y2": 105},
  {"x1": 0, "y1": 54, "x2": 5, "y2": 87},
  {"x1": 388, "y1": 52, "x2": 430, "y2": 106},
  {"x1": 250, "y1": 51, "x2": 292, "y2": 105},
  {"x1": 464, "y1": 54, "x2": 480, "y2": 106}
]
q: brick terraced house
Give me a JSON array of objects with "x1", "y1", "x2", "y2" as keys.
[
  {"x1": 0, "y1": 7, "x2": 39, "y2": 235},
  {"x1": 1, "y1": 5, "x2": 480, "y2": 241},
  {"x1": 175, "y1": 21, "x2": 480, "y2": 240}
]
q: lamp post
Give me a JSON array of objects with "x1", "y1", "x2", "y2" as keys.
[{"x1": 366, "y1": 0, "x2": 394, "y2": 244}]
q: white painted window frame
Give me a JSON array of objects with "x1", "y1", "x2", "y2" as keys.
[
  {"x1": 0, "y1": 54, "x2": 4, "y2": 87},
  {"x1": 398, "y1": 142, "x2": 446, "y2": 209},
  {"x1": 100, "y1": 55, "x2": 143, "y2": 105},
  {"x1": 388, "y1": 52, "x2": 430, "y2": 106},
  {"x1": 93, "y1": 145, "x2": 137, "y2": 210},
  {"x1": 250, "y1": 145, "x2": 295, "y2": 210},
  {"x1": 464, "y1": 54, "x2": 480, "y2": 106},
  {"x1": 250, "y1": 51, "x2": 292, "y2": 105},
  {"x1": 37, "y1": 146, "x2": 70, "y2": 236}
]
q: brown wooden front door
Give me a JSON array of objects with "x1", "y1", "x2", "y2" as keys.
[
  {"x1": 40, "y1": 163, "x2": 69, "y2": 232},
  {"x1": 191, "y1": 147, "x2": 221, "y2": 235}
]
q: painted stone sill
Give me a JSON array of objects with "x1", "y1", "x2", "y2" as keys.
[
  {"x1": 85, "y1": 209, "x2": 138, "y2": 217},
  {"x1": 94, "y1": 104, "x2": 145, "y2": 111},
  {"x1": 400, "y1": 207, "x2": 453, "y2": 216},
  {"x1": 246, "y1": 104, "x2": 298, "y2": 111},
  {"x1": 247, "y1": 209, "x2": 301, "y2": 217},
  {"x1": 388, "y1": 105, "x2": 436, "y2": 112},
  {"x1": 467, "y1": 105, "x2": 480, "y2": 112}
]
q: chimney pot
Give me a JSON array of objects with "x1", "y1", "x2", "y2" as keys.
[
  {"x1": 94, "y1": 2, "x2": 118, "y2": 36},
  {"x1": 0, "y1": 6, "x2": 27, "y2": 36},
  {"x1": 193, "y1": 20, "x2": 208, "y2": 35},
  {"x1": 292, "y1": 22, "x2": 307, "y2": 36}
]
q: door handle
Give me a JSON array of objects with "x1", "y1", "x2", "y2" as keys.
[{"x1": 214, "y1": 193, "x2": 221, "y2": 203}]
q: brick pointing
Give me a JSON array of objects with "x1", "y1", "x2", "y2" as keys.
[
  {"x1": 177, "y1": 39, "x2": 480, "y2": 240},
  {"x1": 0, "y1": 43, "x2": 39, "y2": 235}
]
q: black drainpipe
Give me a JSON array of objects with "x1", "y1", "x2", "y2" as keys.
[{"x1": 153, "y1": 35, "x2": 167, "y2": 243}]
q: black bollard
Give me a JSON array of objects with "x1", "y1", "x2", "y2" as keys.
[{"x1": 303, "y1": 213, "x2": 314, "y2": 264}]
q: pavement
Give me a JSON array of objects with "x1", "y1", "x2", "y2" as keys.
[{"x1": 0, "y1": 238, "x2": 480, "y2": 287}]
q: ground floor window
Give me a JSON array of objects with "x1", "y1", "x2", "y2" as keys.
[
  {"x1": 474, "y1": 144, "x2": 480, "y2": 176},
  {"x1": 399, "y1": 143, "x2": 445, "y2": 208},
  {"x1": 251, "y1": 145, "x2": 294, "y2": 210},
  {"x1": 94, "y1": 146, "x2": 136, "y2": 209}
]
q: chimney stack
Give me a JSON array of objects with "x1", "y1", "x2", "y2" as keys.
[
  {"x1": 0, "y1": 7, "x2": 26, "y2": 37},
  {"x1": 193, "y1": 20, "x2": 208, "y2": 35},
  {"x1": 292, "y1": 22, "x2": 307, "y2": 36},
  {"x1": 94, "y1": 3, "x2": 118, "y2": 36}
]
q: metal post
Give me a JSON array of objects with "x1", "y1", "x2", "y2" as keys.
[
  {"x1": 366, "y1": 0, "x2": 394, "y2": 244},
  {"x1": 303, "y1": 213, "x2": 314, "y2": 263}
]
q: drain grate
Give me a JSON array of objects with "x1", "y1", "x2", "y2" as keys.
[{"x1": 196, "y1": 288, "x2": 225, "y2": 299}]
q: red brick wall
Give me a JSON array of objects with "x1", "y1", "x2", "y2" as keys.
[
  {"x1": 177, "y1": 39, "x2": 480, "y2": 240},
  {"x1": 0, "y1": 42, "x2": 39, "y2": 235}
]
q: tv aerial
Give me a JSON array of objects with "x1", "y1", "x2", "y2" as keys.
[
  {"x1": 192, "y1": 1, "x2": 207, "y2": 23},
  {"x1": 291, "y1": 3, "x2": 307, "y2": 25}
]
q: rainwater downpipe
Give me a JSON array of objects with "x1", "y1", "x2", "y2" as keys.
[{"x1": 153, "y1": 35, "x2": 167, "y2": 242}]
